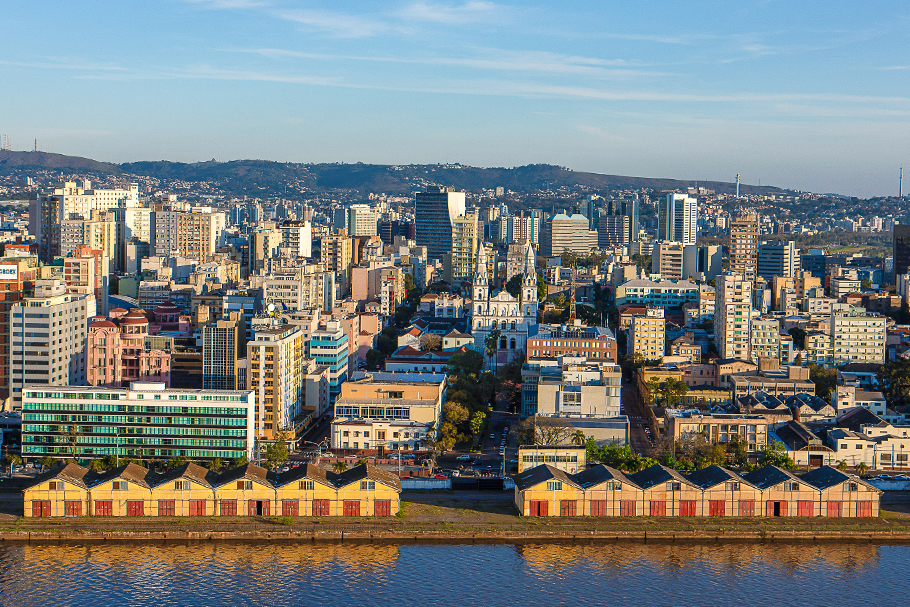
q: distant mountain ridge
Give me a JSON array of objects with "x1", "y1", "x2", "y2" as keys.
[{"x1": 0, "y1": 149, "x2": 792, "y2": 197}]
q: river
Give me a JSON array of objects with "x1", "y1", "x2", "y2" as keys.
[{"x1": 0, "y1": 541, "x2": 907, "y2": 606}]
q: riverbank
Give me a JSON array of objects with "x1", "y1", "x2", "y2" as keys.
[{"x1": 4, "y1": 492, "x2": 910, "y2": 543}]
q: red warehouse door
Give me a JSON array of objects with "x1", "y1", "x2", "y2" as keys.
[
  {"x1": 189, "y1": 500, "x2": 206, "y2": 516},
  {"x1": 620, "y1": 500, "x2": 636, "y2": 517},
  {"x1": 739, "y1": 500, "x2": 755, "y2": 517},
  {"x1": 590, "y1": 500, "x2": 607, "y2": 517},
  {"x1": 374, "y1": 500, "x2": 391, "y2": 517},
  {"x1": 220, "y1": 500, "x2": 237, "y2": 516},
  {"x1": 560, "y1": 500, "x2": 577, "y2": 517},
  {"x1": 126, "y1": 501, "x2": 144, "y2": 517},
  {"x1": 313, "y1": 500, "x2": 331, "y2": 516},
  {"x1": 529, "y1": 500, "x2": 548, "y2": 517},
  {"x1": 95, "y1": 500, "x2": 113, "y2": 517},
  {"x1": 797, "y1": 501, "x2": 814, "y2": 517},
  {"x1": 857, "y1": 501, "x2": 873, "y2": 517},
  {"x1": 827, "y1": 501, "x2": 843, "y2": 518},
  {"x1": 282, "y1": 500, "x2": 299, "y2": 516},
  {"x1": 343, "y1": 500, "x2": 361, "y2": 517},
  {"x1": 650, "y1": 500, "x2": 666, "y2": 516},
  {"x1": 709, "y1": 500, "x2": 726, "y2": 517},
  {"x1": 679, "y1": 501, "x2": 697, "y2": 517},
  {"x1": 64, "y1": 500, "x2": 82, "y2": 517},
  {"x1": 32, "y1": 501, "x2": 51, "y2": 518}
]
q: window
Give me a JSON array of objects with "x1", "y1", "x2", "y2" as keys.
[
  {"x1": 237, "y1": 480, "x2": 253, "y2": 490},
  {"x1": 666, "y1": 481, "x2": 681, "y2": 491},
  {"x1": 360, "y1": 480, "x2": 376, "y2": 490},
  {"x1": 175, "y1": 480, "x2": 191, "y2": 491},
  {"x1": 112, "y1": 481, "x2": 128, "y2": 491},
  {"x1": 847, "y1": 482, "x2": 858, "y2": 492},
  {"x1": 725, "y1": 481, "x2": 740, "y2": 491},
  {"x1": 299, "y1": 480, "x2": 315, "y2": 491},
  {"x1": 789, "y1": 482, "x2": 800, "y2": 491},
  {"x1": 546, "y1": 481, "x2": 562, "y2": 491},
  {"x1": 49, "y1": 481, "x2": 64, "y2": 491}
]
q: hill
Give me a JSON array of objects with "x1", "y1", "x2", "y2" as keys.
[{"x1": 0, "y1": 150, "x2": 793, "y2": 196}]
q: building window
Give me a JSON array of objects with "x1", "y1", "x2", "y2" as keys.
[
  {"x1": 237, "y1": 480, "x2": 253, "y2": 490},
  {"x1": 175, "y1": 480, "x2": 191, "y2": 491},
  {"x1": 299, "y1": 480, "x2": 314, "y2": 490},
  {"x1": 360, "y1": 480, "x2": 376, "y2": 490},
  {"x1": 546, "y1": 481, "x2": 562, "y2": 491},
  {"x1": 666, "y1": 481, "x2": 681, "y2": 491}
]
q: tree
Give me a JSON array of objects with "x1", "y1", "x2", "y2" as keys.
[
  {"x1": 793, "y1": 353, "x2": 803, "y2": 367},
  {"x1": 230, "y1": 456, "x2": 249, "y2": 468},
  {"x1": 470, "y1": 411, "x2": 486, "y2": 437},
  {"x1": 376, "y1": 327, "x2": 398, "y2": 356},
  {"x1": 419, "y1": 333, "x2": 442, "y2": 352},
  {"x1": 788, "y1": 327, "x2": 807, "y2": 350},
  {"x1": 855, "y1": 461, "x2": 870, "y2": 476},
  {"x1": 561, "y1": 249, "x2": 578, "y2": 268},
  {"x1": 331, "y1": 461, "x2": 348, "y2": 473},
  {"x1": 166, "y1": 455, "x2": 188, "y2": 470},
  {"x1": 878, "y1": 359, "x2": 910, "y2": 410},
  {"x1": 571, "y1": 430, "x2": 587, "y2": 446},
  {"x1": 365, "y1": 348, "x2": 384, "y2": 370},
  {"x1": 2, "y1": 454, "x2": 21, "y2": 474},
  {"x1": 484, "y1": 327, "x2": 501, "y2": 376},
  {"x1": 758, "y1": 441, "x2": 797, "y2": 470},
  {"x1": 445, "y1": 349, "x2": 484, "y2": 379},
  {"x1": 100, "y1": 454, "x2": 118, "y2": 471},
  {"x1": 643, "y1": 377, "x2": 661, "y2": 406},
  {"x1": 36, "y1": 456, "x2": 57, "y2": 470},
  {"x1": 66, "y1": 425, "x2": 80, "y2": 460},
  {"x1": 505, "y1": 274, "x2": 522, "y2": 298},
  {"x1": 518, "y1": 416, "x2": 575, "y2": 446},
  {"x1": 726, "y1": 436, "x2": 749, "y2": 468},
  {"x1": 836, "y1": 459, "x2": 849, "y2": 471},
  {"x1": 808, "y1": 363, "x2": 838, "y2": 400},
  {"x1": 207, "y1": 458, "x2": 224, "y2": 472},
  {"x1": 264, "y1": 430, "x2": 291, "y2": 469},
  {"x1": 537, "y1": 275, "x2": 547, "y2": 302}
]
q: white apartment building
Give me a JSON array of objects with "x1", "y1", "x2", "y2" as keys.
[
  {"x1": 443, "y1": 211, "x2": 479, "y2": 285},
  {"x1": 347, "y1": 205, "x2": 380, "y2": 236},
  {"x1": 715, "y1": 273, "x2": 752, "y2": 361},
  {"x1": 830, "y1": 304, "x2": 886, "y2": 365},
  {"x1": 627, "y1": 307, "x2": 665, "y2": 361},
  {"x1": 279, "y1": 220, "x2": 313, "y2": 258},
  {"x1": 256, "y1": 265, "x2": 336, "y2": 313},
  {"x1": 247, "y1": 324, "x2": 307, "y2": 441},
  {"x1": 658, "y1": 193, "x2": 697, "y2": 245},
  {"x1": 750, "y1": 318, "x2": 780, "y2": 364},
  {"x1": 10, "y1": 280, "x2": 89, "y2": 408}
]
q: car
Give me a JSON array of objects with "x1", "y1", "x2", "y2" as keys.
[
  {"x1": 473, "y1": 459, "x2": 483, "y2": 466},
  {"x1": 433, "y1": 473, "x2": 448, "y2": 479},
  {"x1": 895, "y1": 474, "x2": 910, "y2": 480},
  {"x1": 498, "y1": 448, "x2": 505, "y2": 456},
  {"x1": 456, "y1": 454, "x2": 471, "y2": 461},
  {"x1": 402, "y1": 454, "x2": 416, "y2": 460},
  {"x1": 489, "y1": 434, "x2": 496, "y2": 440}
]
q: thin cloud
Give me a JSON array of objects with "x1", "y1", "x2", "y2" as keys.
[
  {"x1": 184, "y1": 0, "x2": 268, "y2": 8},
  {"x1": 0, "y1": 58, "x2": 126, "y2": 71},
  {"x1": 878, "y1": 65, "x2": 910, "y2": 70},
  {"x1": 269, "y1": 8, "x2": 388, "y2": 38},
  {"x1": 398, "y1": 1, "x2": 504, "y2": 24}
]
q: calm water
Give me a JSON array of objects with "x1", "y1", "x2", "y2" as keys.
[{"x1": 0, "y1": 541, "x2": 907, "y2": 606}]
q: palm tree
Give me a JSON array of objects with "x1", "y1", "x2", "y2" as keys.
[
  {"x1": 836, "y1": 460, "x2": 849, "y2": 471},
  {"x1": 332, "y1": 461, "x2": 348, "y2": 473},
  {"x1": 571, "y1": 430, "x2": 587, "y2": 446},
  {"x1": 855, "y1": 461, "x2": 869, "y2": 476},
  {"x1": 485, "y1": 328, "x2": 501, "y2": 377},
  {"x1": 355, "y1": 458, "x2": 368, "y2": 467}
]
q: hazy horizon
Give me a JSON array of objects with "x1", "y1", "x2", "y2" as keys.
[{"x1": 1, "y1": 1, "x2": 908, "y2": 198}]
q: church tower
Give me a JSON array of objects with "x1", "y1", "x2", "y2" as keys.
[
  {"x1": 473, "y1": 243, "x2": 489, "y2": 312},
  {"x1": 521, "y1": 241, "x2": 537, "y2": 318}
]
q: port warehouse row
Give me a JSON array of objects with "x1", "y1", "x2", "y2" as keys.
[
  {"x1": 24, "y1": 462, "x2": 401, "y2": 517},
  {"x1": 515, "y1": 464, "x2": 882, "y2": 517}
]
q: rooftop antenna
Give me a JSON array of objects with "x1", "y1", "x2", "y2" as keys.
[
  {"x1": 34, "y1": 139, "x2": 37, "y2": 152},
  {"x1": 901, "y1": 167, "x2": 904, "y2": 198},
  {"x1": 736, "y1": 173, "x2": 740, "y2": 198}
]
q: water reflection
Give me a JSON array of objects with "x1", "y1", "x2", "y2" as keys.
[{"x1": 0, "y1": 541, "x2": 903, "y2": 607}]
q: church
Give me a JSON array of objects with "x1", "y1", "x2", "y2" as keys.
[{"x1": 471, "y1": 241, "x2": 538, "y2": 366}]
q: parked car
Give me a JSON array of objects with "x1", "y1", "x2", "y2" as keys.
[
  {"x1": 433, "y1": 473, "x2": 448, "y2": 479},
  {"x1": 402, "y1": 454, "x2": 416, "y2": 460},
  {"x1": 498, "y1": 448, "x2": 505, "y2": 456},
  {"x1": 489, "y1": 434, "x2": 496, "y2": 440},
  {"x1": 456, "y1": 454, "x2": 471, "y2": 461}
]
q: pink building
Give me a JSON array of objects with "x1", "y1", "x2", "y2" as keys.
[{"x1": 86, "y1": 309, "x2": 172, "y2": 387}]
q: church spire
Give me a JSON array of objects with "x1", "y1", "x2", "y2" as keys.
[{"x1": 474, "y1": 242, "x2": 489, "y2": 286}]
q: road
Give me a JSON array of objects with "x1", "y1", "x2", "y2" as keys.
[{"x1": 621, "y1": 380, "x2": 655, "y2": 455}]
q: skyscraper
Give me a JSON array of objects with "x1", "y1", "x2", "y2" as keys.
[
  {"x1": 715, "y1": 273, "x2": 753, "y2": 361},
  {"x1": 729, "y1": 212, "x2": 760, "y2": 281},
  {"x1": 894, "y1": 224, "x2": 910, "y2": 280},
  {"x1": 757, "y1": 240, "x2": 800, "y2": 280},
  {"x1": 415, "y1": 186, "x2": 466, "y2": 261},
  {"x1": 657, "y1": 193, "x2": 697, "y2": 245},
  {"x1": 203, "y1": 315, "x2": 246, "y2": 390},
  {"x1": 627, "y1": 194, "x2": 640, "y2": 242},
  {"x1": 444, "y1": 211, "x2": 479, "y2": 285}
]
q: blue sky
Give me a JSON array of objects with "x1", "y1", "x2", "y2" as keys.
[{"x1": 1, "y1": 0, "x2": 908, "y2": 197}]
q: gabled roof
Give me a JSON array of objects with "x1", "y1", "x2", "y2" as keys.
[
  {"x1": 87, "y1": 462, "x2": 152, "y2": 489},
  {"x1": 26, "y1": 462, "x2": 90, "y2": 490},
  {"x1": 836, "y1": 406, "x2": 884, "y2": 432},
  {"x1": 151, "y1": 462, "x2": 216, "y2": 489},
  {"x1": 685, "y1": 465, "x2": 755, "y2": 490},
  {"x1": 331, "y1": 463, "x2": 402, "y2": 491},
  {"x1": 514, "y1": 464, "x2": 579, "y2": 491},
  {"x1": 773, "y1": 421, "x2": 827, "y2": 451},
  {"x1": 629, "y1": 464, "x2": 691, "y2": 489},
  {"x1": 800, "y1": 466, "x2": 882, "y2": 493},
  {"x1": 213, "y1": 463, "x2": 276, "y2": 488},
  {"x1": 572, "y1": 465, "x2": 638, "y2": 489},
  {"x1": 274, "y1": 463, "x2": 333, "y2": 488},
  {"x1": 741, "y1": 465, "x2": 803, "y2": 490}
]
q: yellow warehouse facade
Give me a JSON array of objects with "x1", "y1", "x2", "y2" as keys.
[{"x1": 24, "y1": 462, "x2": 401, "y2": 518}]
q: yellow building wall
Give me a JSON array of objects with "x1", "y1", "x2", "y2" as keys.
[
  {"x1": 23, "y1": 481, "x2": 89, "y2": 518},
  {"x1": 517, "y1": 481, "x2": 586, "y2": 516},
  {"x1": 274, "y1": 481, "x2": 338, "y2": 516},
  {"x1": 640, "y1": 485, "x2": 703, "y2": 516},
  {"x1": 150, "y1": 479, "x2": 214, "y2": 516},
  {"x1": 336, "y1": 482, "x2": 400, "y2": 516},
  {"x1": 88, "y1": 481, "x2": 153, "y2": 516},
  {"x1": 760, "y1": 482, "x2": 821, "y2": 516},
  {"x1": 212, "y1": 481, "x2": 276, "y2": 515},
  {"x1": 579, "y1": 485, "x2": 643, "y2": 516},
  {"x1": 698, "y1": 485, "x2": 763, "y2": 517},
  {"x1": 818, "y1": 484, "x2": 881, "y2": 517}
]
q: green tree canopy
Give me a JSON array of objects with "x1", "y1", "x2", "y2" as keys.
[{"x1": 505, "y1": 274, "x2": 522, "y2": 298}]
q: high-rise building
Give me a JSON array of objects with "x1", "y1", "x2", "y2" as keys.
[
  {"x1": 279, "y1": 220, "x2": 313, "y2": 258},
  {"x1": 540, "y1": 213, "x2": 598, "y2": 257},
  {"x1": 320, "y1": 232, "x2": 353, "y2": 290},
  {"x1": 10, "y1": 280, "x2": 89, "y2": 408},
  {"x1": 757, "y1": 240, "x2": 800, "y2": 280},
  {"x1": 830, "y1": 304, "x2": 886, "y2": 365},
  {"x1": 597, "y1": 214, "x2": 630, "y2": 248},
  {"x1": 506, "y1": 211, "x2": 541, "y2": 244},
  {"x1": 0, "y1": 257, "x2": 39, "y2": 405},
  {"x1": 894, "y1": 224, "x2": 910, "y2": 280},
  {"x1": 20, "y1": 382, "x2": 255, "y2": 461},
  {"x1": 64, "y1": 244, "x2": 109, "y2": 316},
  {"x1": 203, "y1": 314, "x2": 247, "y2": 390},
  {"x1": 652, "y1": 242, "x2": 685, "y2": 280},
  {"x1": 749, "y1": 318, "x2": 780, "y2": 364},
  {"x1": 626, "y1": 194, "x2": 640, "y2": 242},
  {"x1": 310, "y1": 320, "x2": 350, "y2": 397},
  {"x1": 444, "y1": 211, "x2": 479, "y2": 285},
  {"x1": 247, "y1": 324, "x2": 307, "y2": 441},
  {"x1": 30, "y1": 180, "x2": 139, "y2": 263},
  {"x1": 154, "y1": 209, "x2": 226, "y2": 261},
  {"x1": 627, "y1": 307, "x2": 666, "y2": 360},
  {"x1": 729, "y1": 212, "x2": 760, "y2": 281},
  {"x1": 415, "y1": 186, "x2": 466, "y2": 261},
  {"x1": 715, "y1": 273, "x2": 753, "y2": 361},
  {"x1": 657, "y1": 193, "x2": 697, "y2": 245},
  {"x1": 347, "y1": 205, "x2": 380, "y2": 236}
]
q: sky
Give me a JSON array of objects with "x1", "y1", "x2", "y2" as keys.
[{"x1": 1, "y1": 0, "x2": 909, "y2": 197}]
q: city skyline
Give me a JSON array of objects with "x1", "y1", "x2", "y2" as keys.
[{"x1": 1, "y1": 1, "x2": 909, "y2": 197}]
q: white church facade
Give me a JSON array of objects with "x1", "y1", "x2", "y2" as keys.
[{"x1": 471, "y1": 241, "x2": 538, "y2": 365}]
